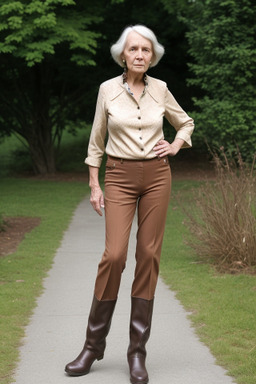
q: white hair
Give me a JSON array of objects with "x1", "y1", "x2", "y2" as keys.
[{"x1": 110, "y1": 25, "x2": 165, "y2": 68}]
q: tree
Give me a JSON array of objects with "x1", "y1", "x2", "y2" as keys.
[
  {"x1": 0, "y1": 0, "x2": 103, "y2": 174},
  {"x1": 182, "y1": 0, "x2": 256, "y2": 160},
  {"x1": 0, "y1": 0, "x2": 194, "y2": 174}
]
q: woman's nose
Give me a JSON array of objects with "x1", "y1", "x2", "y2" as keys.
[{"x1": 136, "y1": 49, "x2": 143, "y2": 59}]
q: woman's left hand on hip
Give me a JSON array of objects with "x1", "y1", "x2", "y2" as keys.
[{"x1": 153, "y1": 139, "x2": 183, "y2": 157}]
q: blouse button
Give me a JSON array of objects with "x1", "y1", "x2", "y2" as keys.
[
  {"x1": 137, "y1": 106, "x2": 140, "y2": 110},
  {"x1": 139, "y1": 128, "x2": 141, "y2": 131},
  {"x1": 139, "y1": 137, "x2": 142, "y2": 140},
  {"x1": 138, "y1": 116, "x2": 141, "y2": 120}
]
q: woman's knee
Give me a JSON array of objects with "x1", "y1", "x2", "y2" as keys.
[
  {"x1": 102, "y1": 248, "x2": 127, "y2": 270},
  {"x1": 136, "y1": 246, "x2": 160, "y2": 267}
]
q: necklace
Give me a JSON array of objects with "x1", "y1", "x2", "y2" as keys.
[{"x1": 122, "y1": 71, "x2": 148, "y2": 97}]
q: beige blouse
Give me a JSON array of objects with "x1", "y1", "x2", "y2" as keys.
[{"x1": 85, "y1": 75, "x2": 194, "y2": 168}]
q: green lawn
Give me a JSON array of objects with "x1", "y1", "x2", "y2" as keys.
[{"x1": 0, "y1": 178, "x2": 88, "y2": 384}]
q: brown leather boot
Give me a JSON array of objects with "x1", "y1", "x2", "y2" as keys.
[
  {"x1": 127, "y1": 297, "x2": 154, "y2": 384},
  {"x1": 65, "y1": 295, "x2": 116, "y2": 376}
]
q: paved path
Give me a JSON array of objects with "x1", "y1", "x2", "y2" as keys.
[{"x1": 12, "y1": 198, "x2": 235, "y2": 384}]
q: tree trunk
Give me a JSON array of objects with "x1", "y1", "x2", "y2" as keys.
[
  {"x1": 2, "y1": 60, "x2": 62, "y2": 175},
  {"x1": 27, "y1": 62, "x2": 56, "y2": 175},
  {"x1": 27, "y1": 131, "x2": 56, "y2": 175}
]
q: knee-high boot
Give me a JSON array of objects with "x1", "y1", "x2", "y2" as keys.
[
  {"x1": 127, "y1": 297, "x2": 154, "y2": 384},
  {"x1": 65, "y1": 295, "x2": 116, "y2": 376}
]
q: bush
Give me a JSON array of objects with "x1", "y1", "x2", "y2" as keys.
[
  {"x1": 183, "y1": 0, "x2": 256, "y2": 162},
  {"x1": 183, "y1": 149, "x2": 256, "y2": 272}
]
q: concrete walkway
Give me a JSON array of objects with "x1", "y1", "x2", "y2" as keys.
[{"x1": 12, "y1": 198, "x2": 235, "y2": 384}]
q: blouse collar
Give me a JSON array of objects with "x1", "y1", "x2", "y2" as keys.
[{"x1": 109, "y1": 74, "x2": 160, "y2": 103}]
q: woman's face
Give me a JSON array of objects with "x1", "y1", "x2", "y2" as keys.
[{"x1": 122, "y1": 31, "x2": 153, "y2": 76}]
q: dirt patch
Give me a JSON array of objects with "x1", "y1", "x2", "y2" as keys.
[
  {"x1": 167, "y1": 152, "x2": 215, "y2": 180},
  {"x1": 0, "y1": 217, "x2": 41, "y2": 257},
  {"x1": 171, "y1": 159, "x2": 216, "y2": 180}
]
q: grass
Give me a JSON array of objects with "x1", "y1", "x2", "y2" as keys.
[
  {"x1": 0, "y1": 178, "x2": 88, "y2": 384},
  {"x1": 160, "y1": 180, "x2": 256, "y2": 384},
  {"x1": 56, "y1": 126, "x2": 92, "y2": 172},
  {"x1": 0, "y1": 213, "x2": 6, "y2": 231},
  {"x1": 0, "y1": 135, "x2": 28, "y2": 177}
]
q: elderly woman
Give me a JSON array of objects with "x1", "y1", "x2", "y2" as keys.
[{"x1": 65, "y1": 25, "x2": 194, "y2": 384}]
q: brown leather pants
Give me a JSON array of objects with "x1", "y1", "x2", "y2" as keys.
[{"x1": 94, "y1": 156, "x2": 171, "y2": 301}]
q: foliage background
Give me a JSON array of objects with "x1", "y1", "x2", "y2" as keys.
[
  {"x1": 183, "y1": 0, "x2": 256, "y2": 161},
  {"x1": 0, "y1": 0, "x2": 255, "y2": 171}
]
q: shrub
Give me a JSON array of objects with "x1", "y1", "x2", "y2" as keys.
[
  {"x1": 183, "y1": 0, "x2": 256, "y2": 163},
  {"x1": 183, "y1": 149, "x2": 256, "y2": 272}
]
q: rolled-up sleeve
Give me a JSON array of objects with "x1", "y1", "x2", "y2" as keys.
[
  {"x1": 84, "y1": 85, "x2": 108, "y2": 168},
  {"x1": 164, "y1": 87, "x2": 194, "y2": 148}
]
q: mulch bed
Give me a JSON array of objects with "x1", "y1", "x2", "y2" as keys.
[{"x1": 0, "y1": 217, "x2": 41, "y2": 257}]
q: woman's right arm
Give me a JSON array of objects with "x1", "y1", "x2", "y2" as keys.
[
  {"x1": 85, "y1": 85, "x2": 107, "y2": 168},
  {"x1": 89, "y1": 166, "x2": 105, "y2": 216},
  {"x1": 85, "y1": 84, "x2": 107, "y2": 216}
]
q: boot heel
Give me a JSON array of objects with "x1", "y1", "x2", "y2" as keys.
[{"x1": 97, "y1": 355, "x2": 104, "y2": 361}]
